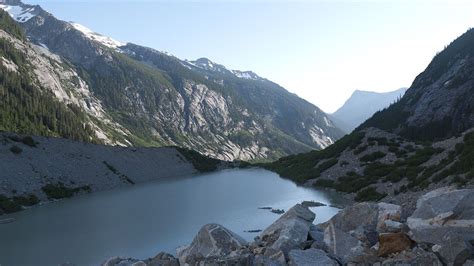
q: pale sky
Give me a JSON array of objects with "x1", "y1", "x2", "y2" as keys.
[{"x1": 26, "y1": 0, "x2": 474, "y2": 113}]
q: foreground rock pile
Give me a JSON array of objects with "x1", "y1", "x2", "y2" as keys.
[{"x1": 103, "y1": 187, "x2": 474, "y2": 265}]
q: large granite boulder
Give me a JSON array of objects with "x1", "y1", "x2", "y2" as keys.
[
  {"x1": 288, "y1": 248, "x2": 338, "y2": 266},
  {"x1": 381, "y1": 247, "x2": 443, "y2": 266},
  {"x1": 320, "y1": 202, "x2": 401, "y2": 264},
  {"x1": 407, "y1": 187, "x2": 474, "y2": 243},
  {"x1": 177, "y1": 223, "x2": 247, "y2": 265},
  {"x1": 260, "y1": 204, "x2": 315, "y2": 256},
  {"x1": 407, "y1": 187, "x2": 474, "y2": 266},
  {"x1": 433, "y1": 231, "x2": 474, "y2": 266}
]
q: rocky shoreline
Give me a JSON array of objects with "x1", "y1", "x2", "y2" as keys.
[{"x1": 104, "y1": 186, "x2": 474, "y2": 266}]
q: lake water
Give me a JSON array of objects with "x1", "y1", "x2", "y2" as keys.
[{"x1": 0, "y1": 168, "x2": 346, "y2": 266}]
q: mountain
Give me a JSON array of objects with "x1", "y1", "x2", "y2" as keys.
[
  {"x1": 331, "y1": 88, "x2": 407, "y2": 133},
  {"x1": 0, "y1": 0, "x2": 344, "y2": 161},
  {"x1": 266, "y1": 28, "x2": 474, "y2": 200},
  {"x1": 360, "y1": 29, "x2": 474, "y2": 140}
]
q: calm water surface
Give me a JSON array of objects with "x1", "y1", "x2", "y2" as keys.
[{"x1": 0, "y1": 168, "x2": 346, "y2": 266}]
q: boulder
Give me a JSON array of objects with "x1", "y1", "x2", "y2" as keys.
[
  {"x1": 263, "y1": 248, "x2": 286, "y2": 265},
  {"x1": 407, "y1": 188, "x2": 474, "y2": 245},
  {"x1": 383, "y1": 220, "x2": 404, "y2": 233},
  {"x1": 322, "y1": 202, "x2": 379, "y2": 232},
  {"x1": 309, "y1": 227, "x2": 327, "y2": 251},
  {"x1": 288, "y1": 249, "x2": 338, "y2": 266},
  {"x1": 464, "y1": 260, "x2": 474, "y2": 266},
  {"x1": 321, "y1": 202, "x2": 401, "y2": 234},
  {"x1": 376, "y1": 203, "x2": 402, "y2": 233},
  {"x1": 146, "y1": 252, "x2": 179, "y2": 266},
  {"x1": 323, "y1": 225, "x2": 377, "y2": 264},
  {"x1": 253, "y1": 254, "x2": 285, "y2": 266},
  {"x1": 320, "y1": 202, "x2": 400, "y2": 264},
  {"x1": 177, "y1": 223, "x2": 247, "y2": 265},
  {"x1": 378, "y1": 232, "x2": 413, "y2": 257},
  {"x1": 435, "y1": 231, "x2": 474, "y2": 266},
  {"x1": 381, "y1": 247, "x2": 443, "y2": 266},
  {"x1": 260, "y1": 204, "x2": 315, "y2": 256}
]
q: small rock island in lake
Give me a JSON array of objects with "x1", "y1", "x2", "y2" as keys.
[{"x1": 103, "y1": 187, "x2": 474, "y2": 266}]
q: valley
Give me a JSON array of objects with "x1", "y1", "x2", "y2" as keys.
[{"x1": 0, "y1": 0, "x2": 473, "y2": 266}]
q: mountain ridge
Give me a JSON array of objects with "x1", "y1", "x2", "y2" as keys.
[{"x1": 0, "y1": 1, "x2": 344, "y2": 161}]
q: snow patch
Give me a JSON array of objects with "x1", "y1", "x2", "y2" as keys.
[
  {"x1": 70, "y1": 22, "x2": 125, "y2": 49},
  {"x1": 0, "y1": 4, "x2": 36, "y2": 23},
  {"x1": 309, "y1": 126, "x2": 334, "y2": 148},
  {"x1": 232, "y1": 70, "x2": 261, "y2": 80}
]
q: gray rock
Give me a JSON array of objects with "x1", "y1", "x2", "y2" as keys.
[
  {"x1": 260, "y1": 204, "x2": 315, "y2": 256},
  {"x1": 146, "y1": 252, "x2": 179, "y2": 266},
  {"x1": 320, "y1": 202, "x2": 401, "y2": 264},
  {"x1": 323, "y1": 226, "x2": 377, "y2": 264},
  {"x1": 301, "y1": 200, "x2": 327, "y2": 207},
  {"x1": 101, "y1": 257, "x2": 146, "y2": 266},
  {"x1": 383, "y1": 220, "x2": 404, "y2": 233},
  {"x1": 435, "y1": 232, "x2": 473, "y2": 266},
  {"x1": 288, "y1": 249, "x2": 338, "y2": 266},
  {"x1": 263, "y1": 248, "x2": 287, "y2": 265},
  {"x1": 309, "y1": 228, "x2": 327, "y2": 251},
  {"x1": 253, "y1": 254, "x2": 285, "y2": 266},
  {"x1": 464, "y1": 260, "x2": 474, "y2": 266},
  {"x1": 381, "y1": 247, "x2": 443, "y2": 266},
  {"x1": 407, "y1": 187, "x2": 474, "y2": 245},
  {"x1": 322, "y1": 202, "x2": 379, "y2": 232},
  {"x1": 376, "y1": 203, "x2": 402, "y2": 233},
  {"x1": 177, "y1": 223, "x2": 247, "y2": 265}
]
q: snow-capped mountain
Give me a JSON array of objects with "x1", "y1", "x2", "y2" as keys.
[
  {"x1": 0, "y1": 0, "x2": 345, "y2": 161},
  {"x1": 70, "y1": 22, "x2": 125, "y2": 49}
]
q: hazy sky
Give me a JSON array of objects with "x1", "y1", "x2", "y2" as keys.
[{"x1": 25, "y1": 0, "x2": 474, "y2": 113}]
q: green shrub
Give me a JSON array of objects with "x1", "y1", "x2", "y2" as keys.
[
  {"x1": 10, "y1": 145, "x2": 22, "y2": 154},
  {"x1": 316, "y1": 158, "x2": 338, "y2": 172},
  {"x1": 388, "y1": 146, "x2": 399, "y2": 153},
  {"x1": 264, "y1": 132, "x2": 365, "y2": 183},
  {"x1": 339, "y1": 161, "x2": 349, "y2": 166},
  {"x1": 360, "y1": 151, "x2": 386, "y2": 162},
  {"x1": 176, "y1": 147, "x2": 220, "y2": 173},
  {"x1": 355, "y1": 187, "x2": 386, "y2": 202},
  {"x1": 13, "y1": 194, "x2": 39, "y2": 206},
  {"x1": 0, "y1": 195, "x2": 22, "y2": 213},
  {"x1": 313, "y1": 179, "x2": 335, "y2": 188},
  {"x1": 354, "y1": 145, "x2": 368, "y2": 155},
  {"x1": 42, "y1": 183, "x2": 90, "y2": 199},
  {"x1": 21, "y1": 136, "x2": 37, "y2": 147}
]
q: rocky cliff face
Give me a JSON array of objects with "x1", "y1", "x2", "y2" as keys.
[
  {"x1": 0, "y1": 1, "x2": 344, "y2": 161},
  {"x1": 104, "y1": 187, "x2": 474, "y2": 266},
  {"x1": 361, "y1": 29, "x2": 474, "y2": 141}
]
